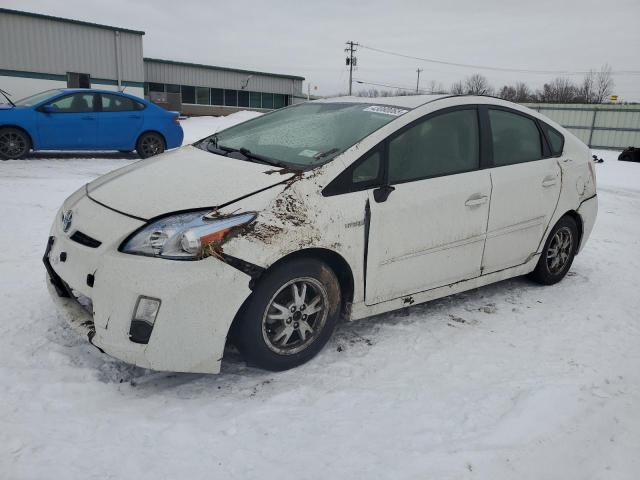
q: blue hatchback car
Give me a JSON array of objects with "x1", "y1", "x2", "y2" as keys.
[{"x1": 0, "y1": 89, "x2": 183, "y2": 160}]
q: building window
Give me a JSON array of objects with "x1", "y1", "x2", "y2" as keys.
[
  {"x1": 273, "y1": 94, "x2": 286, "y2": 109},
  {"x1": 166, "y1": 84, "x2": 180, "y2": 94},
  {"x1": 211, "y1": 88, "x2": 224, "y2": 105},
  {"x1": 238, "y1": 90, "x2": 250, "y2": 107},
  {"x1": 225, "y1": 89, "x2": 238, "y2": 107},
  {"x1": 148, "y1": 82, "x2": 165, "y2": 92},
  {"x1": 181, "y1": 85, "x2": 196, "y2": 104},
  {"x1": 262, "y1": 93, "x2": 274, "y2": 109},
  {"x1": 67, "y1": 72, "x2": 91, "y2": 89},
  {"x1": 249, "y1": 91, "x2": 261, "y2": 108},
  {"x1": 144, "y1": 83, "x2": 149, "y2": 95},
  {"x1": 196, "y1": 87, "x2": 210, "y2": 105}
]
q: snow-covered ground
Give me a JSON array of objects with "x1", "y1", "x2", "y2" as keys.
[{"x1": 1, "y1": 114, "x2": 639, "y2": 479}]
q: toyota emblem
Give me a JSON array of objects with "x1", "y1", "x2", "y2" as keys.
[{"x1": 61, "y1": 210, "x2": 73, "y2": 233}]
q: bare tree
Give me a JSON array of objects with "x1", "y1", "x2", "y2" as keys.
[
  {"x1": 535, "y1": 77, "x2": 577, "y2": 103},
  {"x1": 499, "y1": 81, "x2": 533, "y2": 102},
  {"x1": 594, "y1": 64, "x2": 614, "y2": 103},
  {"x1": 498, "y1": 85, "x2": 517, "y2": 101},
  {"x1": 514, "y1": 82, "x2": 532, "y2": 102},
  {"x1": 577, "y1": 70, "x2": 596, "y2": 103},
  {"x1": 450, "y1": 80, "x2": 465, "y2": 95},
  {"x1": 464, "y1": 74, "x2": 494, "y2": 96},
  {"x1": 425, "y1": 80, "x2": 447, "y2": 94}
]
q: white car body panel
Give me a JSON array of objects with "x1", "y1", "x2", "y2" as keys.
[
  {"x1": 46, "y1": 94, "x2": 598, "y2": 373},
  {"x1": 87, "y1": 145, "x2": 296, "y2": 219},
  {"x1": 366, "y1": 170, "x2": 491, "y2": 303}
]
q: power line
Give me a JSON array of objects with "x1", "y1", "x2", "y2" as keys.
[
  {"x1": 354, "y1": 79, "x2": 430, "y2": 94},
  {"x1": 359, "y1": 44, "x2": 640, "y2": 76}
]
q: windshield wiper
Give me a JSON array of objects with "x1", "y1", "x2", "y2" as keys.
[
  {"x1": 215, "y1": 144, "x2": 288, "y2": 168},
  {"x1": 0, "y1": 89, "x2": 15, "y2": 107}
]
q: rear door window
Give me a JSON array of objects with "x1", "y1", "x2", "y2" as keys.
[
  {"x1": 489, "y1": 109, "x2": 543, "y2": 166},
  {"x1": 101, "y1": 94, "x2": 143, "y2": 112}
]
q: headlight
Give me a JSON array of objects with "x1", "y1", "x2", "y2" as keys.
[{"x1": 121, "y1": 210, "x2": 256, "y2": 259}]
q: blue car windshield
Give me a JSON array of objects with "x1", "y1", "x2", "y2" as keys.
[
  {"x1": 200, "y1": 102, "x2": 409, "y2": 167},
  {"x1": 14, "y1": 89, "x2": 62, "y2": 107}
]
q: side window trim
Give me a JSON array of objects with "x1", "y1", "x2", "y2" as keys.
[
  {"x1": 486, "y1": 105, "x2": 550, "y2": 168},
  {"x1": 385, "y1": 105, "x2": 482, "y2": 186}
]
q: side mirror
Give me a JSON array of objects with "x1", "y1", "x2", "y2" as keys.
[{"x1": 41, "y1": 105, "x2": 57, "y2": 114}]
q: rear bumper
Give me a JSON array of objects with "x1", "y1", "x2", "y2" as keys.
[{"x1": 577, "y1": 194, "x2": 598, "y2": 253}]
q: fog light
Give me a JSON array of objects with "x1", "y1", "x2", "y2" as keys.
[{"x1": 129, "y1": 296, "x2": 161, "y2": 344}]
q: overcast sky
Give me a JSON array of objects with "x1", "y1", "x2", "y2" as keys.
[{"x1": 5, "y1": 0, "x2": 640, "y2": 100}]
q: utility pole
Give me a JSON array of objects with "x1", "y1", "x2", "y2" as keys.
[
  {"x1": 345, "y1": 41, "x2": 359, "y2": 95},
  {"x1": 416, "y1": 68, "x2": 423, "y2": 93}
]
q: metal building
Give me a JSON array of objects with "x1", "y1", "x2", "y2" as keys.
[
  {"x1": 144, "y1": 58, "x2": 305, "y2": 116},
  {"x1": 0, "y1": 8, "x2": 305, "y2": 115},
  {"x1": 0, "y1": 8, "x2": 145, "y2": 99},
  {"x1": 524, "y1": 103, "x2": 640, "y2": 150}
]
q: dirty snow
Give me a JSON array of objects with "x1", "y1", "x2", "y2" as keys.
[{"x1": 0, "y1": 112, "x2": 639, "y2": 480}]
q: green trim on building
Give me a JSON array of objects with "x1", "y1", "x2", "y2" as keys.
[
  {"x1": 0, "y1": 68, "x2": 144, "y2": 89},
  {"x1": 144, "y1": 58, "x2": 305, "y2": 82},
  {"x1": 0, "y1": 8, "x2": 145, "y2": 35}
]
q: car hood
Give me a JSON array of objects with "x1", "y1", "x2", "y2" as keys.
[{"x1": 87, "y1": 145, "x2": 297, "y2": 220}]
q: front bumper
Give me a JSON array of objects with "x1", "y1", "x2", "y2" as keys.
[{"x1": 45, "y1": 195, "x2": 253, "y2": 374}]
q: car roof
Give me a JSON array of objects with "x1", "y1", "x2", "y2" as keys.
[
  {"x1": 56, "y1": 88, "x2": 134, "y2": 95},
  {"x1": 313, "y1": 94, "x2": 451, "y2": 109}
]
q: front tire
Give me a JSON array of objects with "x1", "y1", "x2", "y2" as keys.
[
  {"x1": 136, "y1": 132, "x2": 165, "y2": 158},
  {"x1": 234, "y1": 258, "x2": 342, "y2": 371},
  {"x1": 0, "y1": 127, "x2": 31, "y2": 160},
  {"x1": 529, "y1": 216, "x2": 578, "y2": 285}
]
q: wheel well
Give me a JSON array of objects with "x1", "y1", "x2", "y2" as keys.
[
  {"x1": 562, "y1": 210, "x2": 583, "y2": 253},
  {"x1": 0, "y1": 125, "x2": 33, "y2": 148},
  {"x1": 136, "y1": 130, "x2": 166, "y2": 149},
  {"x1": 268, "y1": 248, "x2": 355, "y2": 314}
]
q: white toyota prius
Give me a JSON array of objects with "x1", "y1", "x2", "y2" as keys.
[{"x1": 45, "y1": 95, "x2": 598, "y2": 373}]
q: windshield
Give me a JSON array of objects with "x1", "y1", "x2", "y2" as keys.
[
  {"x1": 14, "y1": 89, "x2": 62, "y2": 107},
  {"x1": 199, "y1": 102, "x2": 409, "y2": 167}
]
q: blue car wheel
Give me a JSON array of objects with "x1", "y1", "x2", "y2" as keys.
[
  {"x1": 0, "y1": 127, "x2": 31, "y2": 160},
  {"x1": 136, "y1": 132, "x2": 165, "y2": 159}
]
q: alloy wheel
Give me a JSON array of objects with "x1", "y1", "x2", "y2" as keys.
[
  {"x1": 0, "y1": 131, "x2": 27, "y2": 158},
  {"x1": 546, "y1": 226, "x2": 573, "y2": 275},
  {"x1": 262, "y1": 277, "x2": 329, "y2": 355},
  {"x1": 140, "y1": 135, "x2": 163, "y2": 157}
]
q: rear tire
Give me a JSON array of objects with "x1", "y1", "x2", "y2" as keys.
[
  {"x1": 529, "y1": 216, "x2": 578, "y2": 285},
  {"x1": 136, "y1": 132, "x2": 165, "y2": 158},
  {"x1": 234, "y1": 258, "x2": 342, "y2": 371},
  {"x1": 0, "y1": 127, "x2": 31, "y2": 160}
]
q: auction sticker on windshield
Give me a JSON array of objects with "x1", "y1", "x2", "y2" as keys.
[{"x1": 363, "y1": 106, "x2": 409, "y2": 116}]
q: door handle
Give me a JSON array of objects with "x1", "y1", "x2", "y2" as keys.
[
  {"x1": 542, "y1": 176, "x2": 557, "y2": 188},
  {"x1": 465, "y1": 194, "x2": 488, "y2": 207},
  {"x1": 81, "y1": 116, "x2": 95, "y2": 120},
  {"x1": 373, "y1": 185, "x2": 395, "y2": 203},
  {"x1": 128, "y1": 115, "x2": 141, "y2": 119}
]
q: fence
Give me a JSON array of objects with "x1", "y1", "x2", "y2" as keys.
[{"x1": 522, "y1": 103, "x2": 640, "y2": 150}]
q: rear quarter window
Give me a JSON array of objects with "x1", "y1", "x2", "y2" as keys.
[{"x1": 543, "y1": 124, "x2": 564, "y2": 156}]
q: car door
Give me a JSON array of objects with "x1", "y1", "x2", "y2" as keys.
[
  {"x1": 365, "y1": 107, "x2": 492, "y2": 305},
  {"x1": 481, "y1": 107, "x2": 562, "y2": 274},
  {"x1": 36, "y1": 92, "x2": 98, "y2": 149},
  {"x1": 97, "y1": 93, "x2": 144, "y2": 149}
]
